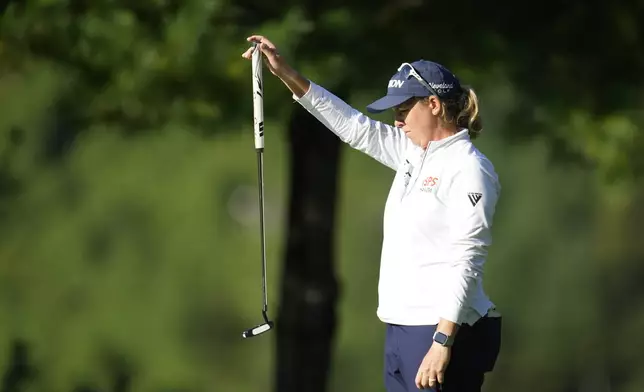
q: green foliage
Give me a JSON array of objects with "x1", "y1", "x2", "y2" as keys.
[
  {"x1": 1, "y1": 0, "x2": 644, "y2": 391},
  {"x1": 3, "y1": 0, "x2": 247, "y2": 130}
]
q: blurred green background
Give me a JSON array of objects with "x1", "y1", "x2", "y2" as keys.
[{"x1": 1, "y1": 1, "x2": 644, "y2": 391}]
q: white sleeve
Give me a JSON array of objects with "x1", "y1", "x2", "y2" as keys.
[
  {"x1": 438, "y1": 158, "x2": 500, "y2": 324},
  {"x1": 293, "y1": 81, "x2": 410, "y2": 171}
]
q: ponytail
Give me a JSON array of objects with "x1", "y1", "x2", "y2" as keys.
[
  {"x1": 440, "y1": 86, "x2": 483, "y2": 139},
  {"x1": 456, "y1": 86, "x2": 482, "y2": 139}
]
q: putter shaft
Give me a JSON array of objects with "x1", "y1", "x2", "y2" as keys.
[{"x1": 257, "y1": 149, "x2": 268, "y2": 313}]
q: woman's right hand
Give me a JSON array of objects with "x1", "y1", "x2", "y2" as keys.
[
  {"x1": 241, "y1": 35, "x2": 311, "y2": 98},
  {"x1": 241, "y1": 35, "x2": 291, "y2": 78}
]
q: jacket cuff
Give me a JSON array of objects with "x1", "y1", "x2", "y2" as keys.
[
  {"x1": 292, "y1": 81, "x2": 316, "y2": 108},
  {"x1": 439, "y1": 303, "x2": 465, "y2": 325}
]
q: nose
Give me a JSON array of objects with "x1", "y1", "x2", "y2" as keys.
[{"x1": 394, "y1": 120, "x2": 405, "y2": 128}]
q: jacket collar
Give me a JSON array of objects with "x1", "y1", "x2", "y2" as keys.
[
  {"x1": 413, "y1": 128, "x2": 470, "y2": 156},
  {"x1": 427, "y1": 128, "x2": 469, "y2": 152}
]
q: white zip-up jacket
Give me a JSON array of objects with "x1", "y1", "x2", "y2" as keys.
[{"x1": 294, "y1": 82, "x2": 500, "y2": 326}]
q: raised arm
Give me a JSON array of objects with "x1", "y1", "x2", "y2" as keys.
[{"x1": 242, "y1": 36, "x2": 409, "y2": 170}]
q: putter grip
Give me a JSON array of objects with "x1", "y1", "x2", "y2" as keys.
[{"x1": 252, "y1": 44, "x2": 264, "y2": 150}]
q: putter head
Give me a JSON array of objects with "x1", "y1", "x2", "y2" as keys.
[{"x1": 242, "y1": 320, "x2": 274, "y2": 338}]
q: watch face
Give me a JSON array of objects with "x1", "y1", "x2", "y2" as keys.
[{"x1": 434, "y1": 332, "x2": 447, "y2": 344}]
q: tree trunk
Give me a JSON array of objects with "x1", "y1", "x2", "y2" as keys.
[{"x1": 273, "y1": 96, "x2": 344, "y2": 392}]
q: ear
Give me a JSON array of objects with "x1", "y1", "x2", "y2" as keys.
[{"x1": 428, "y1": 96, "x2": 442, "y2": 116}]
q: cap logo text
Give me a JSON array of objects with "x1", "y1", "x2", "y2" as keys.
[
  {"x1": 388, "y1": 80, "x2": 404, "y2": 88},
  {"x1": 429, "y1": 83, "x2": 453, "y2": 89}
]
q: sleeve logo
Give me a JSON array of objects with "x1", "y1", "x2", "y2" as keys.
[{"x1": 468, "y1": 192, "x2": 482, "y2": 206}]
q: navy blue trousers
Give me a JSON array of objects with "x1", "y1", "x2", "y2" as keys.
[{"x1": 384, "y1": 316, "x2": 501, "y2": 392}]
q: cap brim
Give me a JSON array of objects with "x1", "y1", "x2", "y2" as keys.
[{"x1": 366, "y1": 95, "x2": 412, "y2": 114}]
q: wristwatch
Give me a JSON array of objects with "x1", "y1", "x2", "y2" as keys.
[{"x1": 433, "y1": 331, "x2": 455, "y2": 347}]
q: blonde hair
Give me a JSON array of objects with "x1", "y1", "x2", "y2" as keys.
[{"x1": 438, "y1": 86, "x2": 483, "y2": 139}]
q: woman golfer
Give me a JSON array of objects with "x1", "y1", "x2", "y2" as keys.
[{"x1": 242, "y1": 35, "x2": 502, "y2": 392}]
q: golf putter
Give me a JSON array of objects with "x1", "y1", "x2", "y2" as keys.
[{"x1": 242, "y1": 42, "x2": 274, "y2": 339}]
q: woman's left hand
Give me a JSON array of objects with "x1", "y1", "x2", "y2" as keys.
[{"x1": 415, "y1": 343, "x2": 451, "y2": 390}]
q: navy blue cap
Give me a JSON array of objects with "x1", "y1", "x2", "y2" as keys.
[{"x1": 366, "y1": 60, "x2": 463, "y2": 114}]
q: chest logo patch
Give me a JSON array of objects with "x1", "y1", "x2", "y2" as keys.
[{"x1": 420, "y1": 176, "x2": 439, "y2": 192}]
